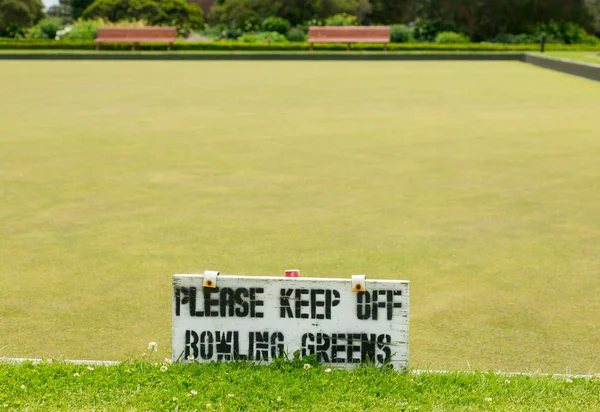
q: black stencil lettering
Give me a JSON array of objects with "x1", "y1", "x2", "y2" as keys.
[
  {"x1": 310, "y1": 289, "x2": 325, "y2": 319},
  {"x1": 331, "y1": 334, "x2": 346, "y2": 363},
  {"x1": 178, "y1": 287, "x2": 199, "y2": 317},
  {"x1": 234, "y1": 288, "x2": 249, "y2": 317},
  {"x1": 371, "y1": 290, "x2": 387, "y2": 321},
  {"x1": 360, "y1": 333, "x2": 377, "y2": 362},
  {"x1": 270, "y1": 332, "x2": 284, "y2": 359},
  {"x1": 219, "y1": 288, "x2": 235, "y2": 317},
  {"x1": 203, "y1": 288, "x2": 219, "y2": 317},
  {"x1": 233, "y1": 332, "x2": 241, "y2": 359},
  {"x1": 393, "y1": 290, "x2": 402, "y2": 317},
  {"x1": 316, "y1": 333, "x2": 330, "y2": 362},
  {"x1": 253, "y1": 332, "x2": 269, "y2": 360},
  {"x1": 184, "y1": 330, "x2": 199, "y2": 359},
  {"x1": 250, "y1": 288, "x2": 264, "y2": 318},
  {"x1": 325, "y1": 290, "x2": 340, "y2": 320},
  {"x1": 200, "y1": 331, "x2": 214, "y2": 360},
  {"x1": 356, "y1": 291, "x2": 371, "y2": 320},
  {"x1": 347, "y1": 334, "x2": 362, "y2": 363},
  {"x1": 376, "y1": 334, "x2": 392, "y2": 364},
  {"x1": 301, "y1": 333, "x2": 315, "y2": 357},
  {"x1": 175, "y1": 287, "x2": 181, "y2": 316},
  {"x1": 215, "y1": 331, "x2": 239, "y2": 360},
  {"x1": 280, "y1": 289, "x2": 294, "y2": 318},
  {"x1": 185, "y1": 287, "x2": 203, "y2": 317},
  {"x1": 386, "y1": 290, "x2": 403, "y2": 320},
  {"x1": 248, "y1": 332, "x2": 255, "y2": 361},
  {"x1": 295, "y1": 289, "x2": 309, "y2": 319}
]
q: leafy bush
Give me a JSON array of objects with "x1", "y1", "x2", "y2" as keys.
[
  {"x1": 580, "y1": 34, "x2": 600, "y2": 45},
  {"x1": 532, "y1": 22, "x2": 599, "y2": 45},
  {"x1": 286, "y1": 27, "x2": 305, "y2": 42},
  {"x1": 237, "y1": 31, "x2": 288, "y2": 43},
  {"x1": 390, "y1": 24, "x2": 413, "y2": 43},
  {"x1": 304, "y1": 19, "x2": 323, "y2": 28},
  {"x1": 261, "y1": 16, "x2": 290, "y2": 35},
  {"x1": 435, "y1": 31, "x2": 470, "y2": 44},
  {"x1": 28, "y1": 17, "x2": 63, "y2": 39},
  {"x1": 56, "y1": 19, "x2": 102, "y2": 40},
  {"x1": 204, "y1": 24, "x2": 243, "y2": 40},
  {"x1": 491, "y1": 33, "x2": 543, "y2": 44},
  {"x1": 53, "y1": 19, "x2": 149, "y2": 41},
  {"x1": 411, "y1": 18, "x2": 459, "y2": 42},
  {"x1": 325, "y1": 13, "x2": 358, "y2": 26}
]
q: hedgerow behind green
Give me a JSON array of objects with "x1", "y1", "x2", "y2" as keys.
[{"x1": 0, "y1": 39, "x2": 598, "y2": 51}]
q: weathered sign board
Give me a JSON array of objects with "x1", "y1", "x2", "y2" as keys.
[{"x1": 172, "y1": 272, "x2": 410, "y2": 369}]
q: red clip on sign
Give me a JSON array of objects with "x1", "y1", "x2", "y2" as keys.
[{"x1": 285, "y1": 269, "x2": 300, "y2": 277}]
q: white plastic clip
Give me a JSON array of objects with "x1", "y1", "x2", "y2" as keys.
[
  {"x1": 351, "y1": 274, "x2": 366, "y2": 292},
  {"x1": 203, "y1": 270, "x2": 219, "y2": 288}
]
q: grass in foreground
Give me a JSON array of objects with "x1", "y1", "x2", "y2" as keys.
[
  {"x1": 1, "y1": 61, "x2": 599, "y2": 373},
  {"x1": 1, "y1": 360, "x2": 599, "y2": 411}
]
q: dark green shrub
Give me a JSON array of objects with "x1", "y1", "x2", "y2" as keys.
[
  {"x1": 237, "y1": 31, "x2": 288, "y2": 43},
  {"x1": 39, "y1": 17, "x2": 63, "y2": 39},
  {"x1": 532, "y1": 22, "x2": 599, "y2": 45},
  {"x1": 325, "y1": 13, "x2": 358, "y2": 26},
  {"x1": 261, "y1": 16, "x2": 290, "y2": 35},
  {"x1": 491, "y1": 33, "x2": 541, "y2": 44},
  {"x1": 55, "y1": 19, "x2": 103, "y2": 40},
  {"x1": 390, "y1": 24, "x2": 413, "y2": 43},
  {"x1": 28, "y1": 17, "x2": 63, "y2": 39},
  {"x1": 411, "y1": 18, "x2": 459, "y2": 42},
  {"x1": 435, "y1": 31, "x2": 470, "y2": 44},
  {"x1": 286, "y1": 27, "x2": 305, "y2": 42},
  {"x1": 203, "y1": 24, "x2": 241, "y2": 40}
]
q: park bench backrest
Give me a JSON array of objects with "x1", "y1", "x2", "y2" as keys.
[
  {"x1": 95, "y1": 27, "x2": 177, "y2": 43},
  {"x1": 308, "y1": 26, "x2": 390, "y2": 43}
]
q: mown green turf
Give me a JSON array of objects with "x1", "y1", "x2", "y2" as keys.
[
  {"x1": 1, "y1": 61, "x2": 599, "y2": 373},
  {"x1": 541, "y1": 51, "x2": 600, "y2": 65},
  {"x1": 2, "y1": 360, "x2": 600, "y2": 411}
]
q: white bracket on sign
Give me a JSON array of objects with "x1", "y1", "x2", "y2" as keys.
[
  {"x1": 203, "y1": 270, "x2": 219, "y2": 288},
  {"x1": 351, "y1": 274, "x2": 366, "y2": 292}
]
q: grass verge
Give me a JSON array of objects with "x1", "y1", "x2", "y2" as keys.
[{"x1": 1, "y1": 360, "x2": 599, "y2": 411}]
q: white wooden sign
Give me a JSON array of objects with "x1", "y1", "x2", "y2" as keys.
[{"x1": 172, "y1": 272, "x2": 409, "y2": 369}]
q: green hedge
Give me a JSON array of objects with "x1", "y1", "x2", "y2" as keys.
[{"x1": 0, "y1": 39, "x2": 598, "y2": 51}]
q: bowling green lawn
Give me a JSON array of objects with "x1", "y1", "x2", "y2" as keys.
[{"x1": 0, "y1": 60, "x2": 599, "y2": 374}]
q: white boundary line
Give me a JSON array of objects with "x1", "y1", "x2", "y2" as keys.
[
  {"x1": 1, "y1": 357, "x2": 597, "y2": 379},
  {"x1": 0, "y1": 357, "x2": 119, "y2": 366}
]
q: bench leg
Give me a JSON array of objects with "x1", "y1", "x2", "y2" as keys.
[
  {"x1": 347, "y1": 42, "x2": 350, "y2": 51},
  {"x1": 96, "y1": 43, "x2": 100, "y2": 52},
  {"x1": 309, "y1": 43, "x2": 313, "y2": 52},
  {"x1": 168, "y1": 42, "x2": 172, "y2": 52},
  {"x1": 384, "y1": 43, "x2": 388, "y2": 52}
]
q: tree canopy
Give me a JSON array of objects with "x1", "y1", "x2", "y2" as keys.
[
  {"x1": 82, "y1": 0, "x2": 204, "y2": 32},
  {"x1": 0, "y1": 0, "x2": 44, "y2": 36}
]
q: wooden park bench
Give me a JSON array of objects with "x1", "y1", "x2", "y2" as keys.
[
  {"x1": 95, "y1": 27, "x2": 177, "y2": 51},
  {"x1": 308, "y1": 26, "x2": 390, "y2": 51}
]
